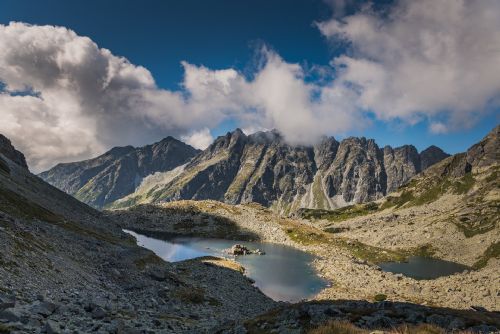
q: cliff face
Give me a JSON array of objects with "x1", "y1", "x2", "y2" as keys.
[
  {"x1": 39, "y1": 137, "x2": 200, "y2": 208},
  {"x1": 113, "y1": 130, "x2": 449, "y2": 213},
  {"x1": 0, "y1": 134, "x2": 28, "y2": 170}
]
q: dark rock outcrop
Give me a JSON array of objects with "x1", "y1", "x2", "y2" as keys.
[
  {"x1": 0, "y1": 134, "x2": 28, "y2": 169},
  {"x1": 433, "y1": 125, "x2": 499, "y2": 178},
  {"x1": 420, "y1": 145, "x2": 450, "y2": 170},
  {"x1": 39, "y1": 137, "x2": 200, "y2": 208}
]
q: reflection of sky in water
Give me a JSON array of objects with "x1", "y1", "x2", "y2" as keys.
[{"x1": 124, "y1": 230, "x2": 327, "y2": 302}]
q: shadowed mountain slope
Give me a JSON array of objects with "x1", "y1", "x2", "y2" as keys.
[{"x1": 39, "y1": 137, "x2": 200, "y2": 208}]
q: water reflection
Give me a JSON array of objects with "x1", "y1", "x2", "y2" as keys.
[{"x1": 125, "y1": 230, "x2": 327, "y2": 302}]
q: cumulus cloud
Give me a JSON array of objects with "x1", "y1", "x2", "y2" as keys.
[
  {"x1": 0, "y1": 23, "x2": 362, "y2": 172},
  {"x1": 181, "y1": 128, "x2": 214, "y2": 150},
  {"x1": 1, "y1": 3, "x2": 499, "y2": 173},
  {"x1": 318, "y1": 0, "x2": 500, "y2": 131},
  {"x1": 0, "y1": 22, "x2": 202, "y2": 171}
]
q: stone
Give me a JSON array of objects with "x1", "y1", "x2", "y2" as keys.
[
  {"x1": 0, "y1": 307, "x2": 24, "y2": 322},
  {"x1": 45, "y1": 319, "x2": 61, "y2": 334},
  {"x1": 92, "y1": 306, "x2": 107, "y2": 320},
  {"x1": 0, "y1": 293, "x2": 16, "y2": 310},
  {"x1": 30, "y1": 301, "x2": 57, "y2": 317},
  {"x1": 228, "y1": 244, "x2": 252, "y2": 256},
  {"x1": 148, "y1": 268, "x2": 168, "y2": 281}
]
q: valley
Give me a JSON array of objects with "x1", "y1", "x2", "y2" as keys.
[{"x1": 0, "y1": 126, "x2": 498, "y2": 333}]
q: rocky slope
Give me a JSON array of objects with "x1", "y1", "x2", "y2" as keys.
[
  {"x1": 0, "y1": 135, "x2": 28, "y2": 170},
  {"x1": 112, "y1": 129, "x2": 449, "y2": 213},
  {"x1": 39, "y1": 137, "x2": 199, "y2": 209},
  {"x1": 2, "y1": 133, "x2": 496, "y2": 333},
  {"x1": 0, "y1": 137, "x2": 277, "y2": 333},
  {"x1": 107, "y1": 197, "x2": 499, "y2": 314}
]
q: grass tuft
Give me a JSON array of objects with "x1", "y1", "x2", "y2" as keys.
[
  {"x1": 373, "y1": 293, "x2": 387, "y2": 302},
  {"x1": 308, "y1": 321, "x2": 449, "y2": 334},
  {"x1": 299, "y1": 203, "x2": 380, "y2": 222},
  {"x1": 472, "y1": 242, "x2": 500, "y2": 270}
]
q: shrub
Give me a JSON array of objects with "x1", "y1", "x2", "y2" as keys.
[{"x1": 373, "y1": 293, "x2": 387, "y2": 302}]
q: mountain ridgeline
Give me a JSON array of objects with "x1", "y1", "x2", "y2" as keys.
[
  {"x1": 39, "y1": 137, "x2": 200, "y2": 208},
  {"x1": 106, "y1": 129, "x2": 449, "y2": 213}
]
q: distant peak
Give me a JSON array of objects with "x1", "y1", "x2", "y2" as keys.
[
  {"x1": 420, "y1": 145, "x2": 449, "y2": 156},
  {"x1": 107, "y1": 146, "x2": 135, "y2": 157}
]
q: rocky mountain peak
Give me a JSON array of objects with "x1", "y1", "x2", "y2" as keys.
[
  {"x1": 0, "y1": 134, "x2": 29, "y2": 169},
  {"x1": 420, "y1": 145, "x2": 450, "y2": 170},
  {"x1": 466, "y1": 125, "x2": 499, "y2": 168},
  {"x1": 39, "y1": 136, "x2": 199, "y2": 208}
]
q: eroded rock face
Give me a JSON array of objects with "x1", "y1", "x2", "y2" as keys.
[
  {"x1": 0, "y1": 134, "x2": 28, "y2": 169},
  {"x1": 432, "y1": 125, "x2": 499, "y2": 178},
  {"x1": 116, "y1": 129, "x2": 449, "y2": 212},
  {"x1": 39, "y1": 137, "x2": 200, "y2": 208}
]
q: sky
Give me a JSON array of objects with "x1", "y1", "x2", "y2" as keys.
[{"x1": 0, "y1": 0, "x2": 499, "y2": 172}]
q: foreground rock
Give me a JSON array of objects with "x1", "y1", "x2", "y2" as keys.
[
  {"x1": 0, "y1": 140, "x2": 276, "y2": 333},
  {"x1": 222, "y1": 300, "x2": 500, "y2": 333}
]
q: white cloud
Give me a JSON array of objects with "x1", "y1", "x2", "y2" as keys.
[
  {"x1": 181, "y1": 128, "x2": 214, "y2": 150},
  {"x1": 1, "y1": 5, "x2": 499, "y2": 173},
  {"x1": 429, "y1": 122, "x2": 448, "y2": 135},
  {"x1": 0, "y1": 23, "x2": 361, "y2": 172},
  {"x1": 318, "y1": 0, "x2": 500, "y2": 129}
]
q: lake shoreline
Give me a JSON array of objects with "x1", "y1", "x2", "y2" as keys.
[
  {"x1": 125, "y1": 230, "x2": 328, "y2": 302},
  {"x1": 106, "y1": 200, "x2": 499, "y2": 312}
]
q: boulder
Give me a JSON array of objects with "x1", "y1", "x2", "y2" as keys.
[
  {"x1": 228, "y1": 244, "x2": 251, "y2": 256},
  {"x1": 30, "y1": 301, "x2": 57, "y2": 317},
  {"x1": 91, "y1": 306, "x2": 107, "y2": 319},
  {"x1": 0, "y1": 293, "x2": 16, "y2": 310},
  {"x1": 0, "y1": 307, "x2": 24, "y2": 322},
  {"x1": 45, "y1": 319, "x2": 61, "y2": 334}
]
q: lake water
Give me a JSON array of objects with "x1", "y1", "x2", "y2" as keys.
[
  {"x1": 124, "y1": 230, "x2": 328, "y2": 302},
  {"x1": 379, "y1": 256, "x2": 469, "y2": 280}
]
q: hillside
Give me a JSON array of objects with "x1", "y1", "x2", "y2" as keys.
[
  {"x1": 111, "y1": 129, "x2": 449, "y2": 213},
  {"x1": 298, "y1": 125, "x2": 499, "y2": 267},
  {"x1": 0, "y1": 136, "x2": 276, "y2": 333},
  {"x1": 39, "y1": 137, "x2": 199, "y2": 208}
]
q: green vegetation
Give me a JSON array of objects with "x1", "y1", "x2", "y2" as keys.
[
  {"x1": 133, "y1": 253, "x2": 164, "y2": 269},
  {"x1": 0, "y1": 187, "x2": 61, "y2": 223},
  {"x1": 373, "y1": 294, "x2": 387, "y2": 302},
  {"x1": 0, "y1": 324, "x2": 11, "y2": 334},
  {"x1": 484, "y1": 167, "x2": 499, "y2": 183},
  {"x1": 284, "y1": 221, "x2": 436, "y2": 264},
  {"x1": 453, "y1": 215, "x2": 498, "y2": 238},
  {"x1": 382, "y1": 172, "x2": 476, "y2": 209},
  {"x1": 285, "y1": 226, "x2": 330, "y2": 246},
  {"x1": 174, "y1": 287, "x2": 206, "y2": 304},
  {"x1": 452, "y1": 173, "x2": 475, "y2": 194},
  {"x1": 0, "y1": 187, "x2": 132, "y2": 246},
  {"x1": 309, "y1": 322, "x2": 447, "y2": 334},
  {"x1": 381, "y1": 191, "x2": 415, "y2": 209},
  {"x1": 309, "y1": 321, "x2": 367, "y2": 334},
  {"x1": 472, "y1": 242, "x2": 500, "y2": 270},
  {"x1": 299, "y1": 203, "x2": 380, "y2": 222}
]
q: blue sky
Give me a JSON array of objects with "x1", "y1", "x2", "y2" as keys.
[{"x1": 0, "y1": 0, "x2": 498, "y2": 171}]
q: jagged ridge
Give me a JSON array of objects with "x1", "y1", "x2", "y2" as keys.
[{"x1": 113, "y1": 129, "x2": 450, "y2": 213}]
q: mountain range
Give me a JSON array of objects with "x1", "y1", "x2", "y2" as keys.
[
  {"x1": 40, "y1": 129, "x2": 449, "y2": 212},
  {"x1": 39, "y1": 137, "x2": 199, "y2": 208}
]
